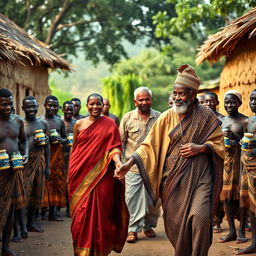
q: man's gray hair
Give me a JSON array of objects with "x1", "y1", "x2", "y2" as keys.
[{"x1": 134, "y1": 87, "x2": 152, "y2": 99}]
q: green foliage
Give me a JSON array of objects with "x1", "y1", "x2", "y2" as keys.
[
  {"x1": 49, "y1": 79, "x2": 74, "y2": 115},
  {"x1": 106, "y1": 45, "x2": 223, "y2": 113},
  {"x1": 153, "y1": 0, "x2": 256, "y2": 51},
  {"x1": 102, "y1": 74, "x2": 142, "y2": 118},
  {"x1": 1, "y1": 0, "x2": 175, "y2": 65}
]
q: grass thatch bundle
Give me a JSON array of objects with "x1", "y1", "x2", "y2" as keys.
[
  {"x1": 0, "y1": 14, "x2": 70, "y2": 70},
  {"x1": 196, "y1": 8, "x2": 256, "y2": 64}
]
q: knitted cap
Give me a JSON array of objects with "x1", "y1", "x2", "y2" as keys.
[
  {"x1": 224, "y1": 90, "x2": 242, "y2": 103},
  {"x1": 174, "y1": 64, "x2": 200, "y2": 90}
]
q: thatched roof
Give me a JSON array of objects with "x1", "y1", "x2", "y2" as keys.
[
  {"x1": 0, "y1": 14, "x2": 70, "y2": 70},
  {"x1": 196, "y1": 8, "x2": 256, "y2": 64}
]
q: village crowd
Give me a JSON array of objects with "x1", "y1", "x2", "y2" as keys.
[{"x1": 0, "y1": 64, "x2": 255, "y2": 256}]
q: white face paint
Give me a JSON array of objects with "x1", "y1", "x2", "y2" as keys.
[{"x1": 172, "y1": 99, "x2": 190, "y2": 114}]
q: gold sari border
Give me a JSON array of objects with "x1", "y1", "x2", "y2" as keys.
[{"x1": 70, "y1": 148, "x2": 121, "y2": 216}]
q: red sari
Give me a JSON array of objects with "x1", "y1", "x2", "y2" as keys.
[{"x1": 68, "y1": 116, "x2": 129, "y2": 256}]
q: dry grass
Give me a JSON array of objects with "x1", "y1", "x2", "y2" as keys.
[
  {"x1": 0, "y1": 14, "x2": 70, "y2": 70},
  {"x1": 196, "y1": 8, "x2": 256, "y2": 64}
]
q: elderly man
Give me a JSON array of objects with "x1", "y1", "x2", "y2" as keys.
[
  {"x1": 119, "y1": 87, "x2": 161, "y2": 243},
  {"x1": 116, "y1": 64, "x2": 224, "y2": 256}
]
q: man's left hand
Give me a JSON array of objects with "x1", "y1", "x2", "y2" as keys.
[{"x1": 180, "y1": 143, "x2": 203, "y2": 158}]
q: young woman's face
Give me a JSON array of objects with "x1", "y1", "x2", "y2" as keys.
[{"x1": 86, "y1": 96, "x2": 103, "y2": 117}]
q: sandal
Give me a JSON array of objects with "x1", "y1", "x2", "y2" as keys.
[
  {"x1": 126, "y1": 232, "x2": 138, "y2": 243},
  {"x1": 144, "y1": 229, "x2": 156, "y2": 238}
]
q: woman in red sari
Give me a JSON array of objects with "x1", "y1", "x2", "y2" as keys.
[{"x1": 68, "y1": 93, "x2": 129, "y2": 256}]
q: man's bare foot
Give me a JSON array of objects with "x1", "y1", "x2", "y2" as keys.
[
  {"x1": 218, "y1": 233, "x2": 237, "y2": 243},
  {"x1": 236, "y1": 237, "x2": 248, "y2": 244},
  {"x1": 213, "y1": 224, "x2": 222, "y2": 233},
  {"x1": 236, "y1": 245, "x2": 256, "y2": 255},
  {"x1": 27, "y1": 224, "x2": 44, "y2": 233},
  {"x1": 11, "y1": 234, "x2": 22, "y2": 243},
  {"x1": 245, "y1": 224, "x2": 252, "y2": 232},
  {"x1": 1, "y1": 248, "x2": 19, "y2": 256},
  {"x1": 48, "y1": 215, "x2": 64, "y2": 222},
  {"x1": 20, "y1": 231, "x2": 28, "y2": 239}
]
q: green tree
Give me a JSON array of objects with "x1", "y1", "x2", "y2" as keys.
[
  {"x1": 109, "y1": 45, "x2": 223, "y2": 113},
  {"x1": 49, "y1": 79, "x2": 74, "y2": 115},
  {"x1": 153, "y1": 0, "x2": 256, "y2": 54},
  {"x1": 102, "y1": 74, "x2": 142, "y2": 119},
  {"x1": 1, "y1": 0, "x2": 174, "y2": 65}
]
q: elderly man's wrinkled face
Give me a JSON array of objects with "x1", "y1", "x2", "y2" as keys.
[
  {"x1": 134, "y1": 91, "x2": 152, "y2": 114},
  {"x1": 172, "y1": 85, "x2": 193, "y2": 114}
]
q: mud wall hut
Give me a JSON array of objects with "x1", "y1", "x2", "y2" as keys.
[
  {"x1": 196, "y1": 8, "x2": 256, "y2": 116},
  {"x1": 0, "y1": 14, "x2": 70, "y2": 115}
]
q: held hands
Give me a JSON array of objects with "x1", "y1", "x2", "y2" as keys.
[
  {"x1": 115, "y1": 160, "x2": 123, "y2": 170},
  {"x1": 114, "y1": 163, "x2": 130, "y2": 180},
  {"x1": 180, "y1": 143, "x2": 203, "y2": 158}
]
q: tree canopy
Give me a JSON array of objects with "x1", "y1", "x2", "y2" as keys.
[
  {"x1": 0, "y1": 0, "x2": 175, "y2": 65},
  {"x1": 153, "y1": 0, "x2": 256, "y2": 55},
  {"x1": 104, "y1": 38, "x2": 223, "y2": 113}
]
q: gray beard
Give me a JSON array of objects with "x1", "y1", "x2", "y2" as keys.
[{"x1": 173, "y1": 101, "x2": 190, "y2": 114}]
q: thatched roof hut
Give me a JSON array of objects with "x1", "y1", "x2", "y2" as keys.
[
  {"x1": 0, "y1": 14, "x2": 70, "y2": 115},
  {"x1": 196, "y1": 8, "x2": 256, "y2": 116}
]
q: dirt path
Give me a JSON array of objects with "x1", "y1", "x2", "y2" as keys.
[{"x1": 6, "y1": 211, "x2": 256, "y2": 256}]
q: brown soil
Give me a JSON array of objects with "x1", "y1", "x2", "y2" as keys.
[{"x1": 5, "y1": 211, "x2": 256, "y2": 256}]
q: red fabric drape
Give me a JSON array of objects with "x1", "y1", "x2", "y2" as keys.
[{"x1": 68, "y1": 116, "x2": 128, "y2": 256}]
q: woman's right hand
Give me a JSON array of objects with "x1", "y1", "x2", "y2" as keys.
[{"x1": 114, "y1": 163, "x2": 130, "y2": 180}]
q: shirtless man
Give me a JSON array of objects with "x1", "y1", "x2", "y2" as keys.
[
  {"x1": 0, "y1": 88, "x2": 28, "y2": 256},
  {"x1": 62, "y1": 101, "x2": 76, "y2": 216},
  {"x1": 12, "y1": 96, "x2": 50, "y2": 241},
  {"x1": 204, "y1": 92, "x2": 225, "y2": 233},
  {"x1": 236, "y1": 89, "x2": 256, "y2": 255},
  {"x1": 41, "y1": 96, "x2": 68, "y2": 221},
  {"x1": 204, "y1": 92, "x2": 224, "y2": 121},
  {"x1": 22, "y1": 96, "x2": 50, "y2": 231},
  {"x1": 102, "y1": 98, "x2": 120, "y2": 126},
  {"x1": 219, "y1": 90, "x2": 248, "y2": 243},
  {"x1": 71, "y1": 98, "x2": 86, "y2": 120}
]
